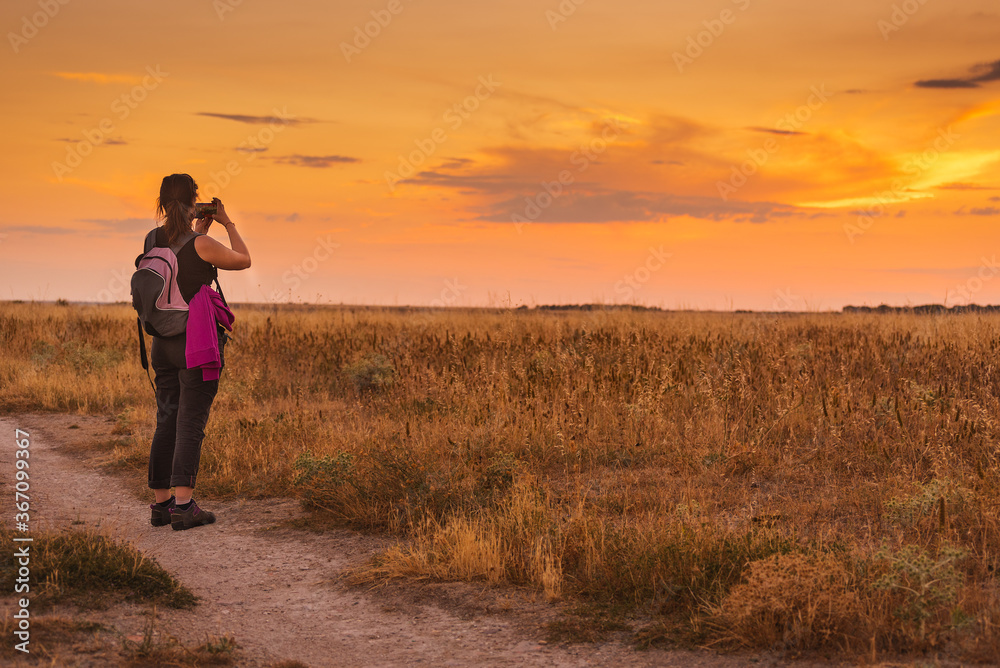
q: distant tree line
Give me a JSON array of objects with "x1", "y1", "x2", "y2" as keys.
[{"x1": 842, "y1": 304, "x2": 1000, "y2": 314}]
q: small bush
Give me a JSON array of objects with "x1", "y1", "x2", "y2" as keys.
[
  {"x1": 30, "y1": 339, "x2": 57, "y2": 367},
  {"x1": 712, "y1": 552, "x2": 859, "y2": 649},
  {"x1": 873, "y1": 542, "x2": 968, "y2": 645},
  {"x1": 292, "y1": 446, "x2": 470, "y2": 528},
  {"x1": 886, "y1": 478, "x2": 970, "y2": 527},
  {"x1": 291, "y1": 450, "x2": 356, "y2": 511},
  {"x1": 343, "y1": 353, "x2": 396, "y2": 393},
  {"x1": 480, "y1": 452, "x2": 520, "y2": 495},
  {"x1": 60, "y1": 340, "x2": 124, "y2": 374}
]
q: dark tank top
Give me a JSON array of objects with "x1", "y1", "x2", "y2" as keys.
[{"x1": 154, "y1": 227, "x2": 218, "y2": 303}]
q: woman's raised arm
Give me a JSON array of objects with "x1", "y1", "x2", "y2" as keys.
[{"x1": 194, "y1": 198, "x2": 251, "y2": 270}]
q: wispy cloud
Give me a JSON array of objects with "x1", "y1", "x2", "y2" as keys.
[
  {"x1": 56, "y1": 137, "x2": 127, "y2": 145},
  {"x1": 747, "y1": 126, "x2": 807, "y2": 136},
  {"x1": 437, "y1": 157, "x2": 474, "y2": 170},
  {"x1": 956, "y1": 206, "x2": 1000, "y2": 216},
  {"x1": 394, "y1": 108, "x2": 887, "y2": 221},
  {"x1": 404, "y1": 161, "x2": 804, "y2": 224},
  {"x1": 264, "y1": 212, "x2": 301, "y2": 222},
  {"x1": 196, "y1": 112, "x2": 320, "y2": 126},
  {"x1": 272, "y1": 154, "x2": 360, "y2": 168},
  {"x1": 915, "y1": 79, "x2": 978, "y2": 89},
  {"x1": 77, "y1": 217, "x2": 154, "y2": 233},
  {"x1": 882, "y1": 266, "x2": 986, "y2": 277},
  {"x1": 915, "y1": 58, "x2": 1000, "y2": 89},
  {"x1": 970, "y1": 60, "x2": 1000, "y2": 83},
  {"x1": 469, "y1": 187, "x2": 800, "y2": 224},
  {"x1": 0, "y1": 225, "x2": 77, "y2": 235},
  {"x1": 0, "y1": 218, "x2": 154, "y2": 238},
  {"x1": 937, "y1": 182, "x2": 997, "y2": 190},
  {"x1": 50, "y1": 72, "x2": 143, "y2": 85}
]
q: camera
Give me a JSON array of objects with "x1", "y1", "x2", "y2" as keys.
[{"x1": 195, "y1": 202, "x2": 217, "y2": 218}]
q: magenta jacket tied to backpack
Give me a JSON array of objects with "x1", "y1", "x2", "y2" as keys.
[{"x1": 186, "y1": 284, "x2": 234, "y2": 381}]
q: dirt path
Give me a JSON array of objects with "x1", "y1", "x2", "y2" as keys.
[{"x1": 0, "y1": 414, "x2": 816, "y2": 667}]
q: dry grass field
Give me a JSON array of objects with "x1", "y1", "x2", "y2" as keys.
[{"x1": 4, "y1": 301, "x2": 1000, "y2": 660}]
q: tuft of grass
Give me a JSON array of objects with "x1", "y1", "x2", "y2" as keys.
[
  {"x1": 121, "y1": 609, "x2": 239, "y2": 666},
  {"x1": 0, "y1": 528, "x2": 196, "y2": 610},
  {"x1": 352, "y1": 481, "x2": 564, "y2": 599},
  {"x1": 0, "y1": 616, "x2": 105, "y2": 662},
  {"x1": 545, "y1": 603, "x2": 633, "y2": 644}
]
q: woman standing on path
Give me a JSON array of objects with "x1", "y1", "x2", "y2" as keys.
[{"x1": 146, "y1": 173, "x2": 251, "y2": 530}]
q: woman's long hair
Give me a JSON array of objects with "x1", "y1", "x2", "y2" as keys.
[{"x1": 155, "y1": 174, "x2": 198, "y2": 245}]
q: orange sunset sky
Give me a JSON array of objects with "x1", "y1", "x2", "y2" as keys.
[{"x1": 1, "y1": 0, "x2": 999, "y2": 310}]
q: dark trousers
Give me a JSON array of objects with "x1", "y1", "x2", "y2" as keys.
[{"x1": 148, "y1": 333, "x2": 220, "y2": 490}]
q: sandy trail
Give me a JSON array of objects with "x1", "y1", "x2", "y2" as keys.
[{"x1": 0, "y1": 413, "x2": 794, "y2": 667}]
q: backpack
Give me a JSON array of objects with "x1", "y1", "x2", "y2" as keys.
[
  {"x1": 131, "y1": 228, "x2": 226, "y2": 388},
  {"x1": 132, "y1": 228, "x2": 196, "y2": 338}
]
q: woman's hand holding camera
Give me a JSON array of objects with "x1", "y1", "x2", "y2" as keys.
[
  {"x1": 211, "y1": 198, "x2": 233, "y2": 227},
  {"x1": 194, "y1": 197, "x2": 232, "y2": 234}
]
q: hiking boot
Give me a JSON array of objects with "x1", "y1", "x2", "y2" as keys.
[
  {"x1": 169, "y1": 499, "x2": 217, "y2": 531},
  {"x1": 150, "y1": 498, "x2": 175, "y2": 527}
]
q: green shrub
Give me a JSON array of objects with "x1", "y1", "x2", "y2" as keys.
[{"x1": 343, "y1": 353, "x2": 396, "y2": 393}]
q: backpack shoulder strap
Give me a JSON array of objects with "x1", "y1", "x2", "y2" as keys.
[
  {"x1": 214, "y1": 276, "x2": 228, "y2": 307},
  {"x1": 170, "y1": 232, "x2": 198, "y2": 255},
  {"x1": 143, "y1": 228, "x2": 159, "y2": 254},
  {"x1": 136, "y1": 317, "x2": 154, "y2": 391}
]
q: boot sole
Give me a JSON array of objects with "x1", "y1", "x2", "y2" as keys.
[
  {"x1": 151, "y1": 508, "x2": 174, "y2": 527},
  {"x1": 170, "y1": 517, "x2": 217, "y2": 531}
]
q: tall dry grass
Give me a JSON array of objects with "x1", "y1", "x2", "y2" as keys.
[{"x1": 4, "y1": 301, "x2": 1000, "y2": 657}]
